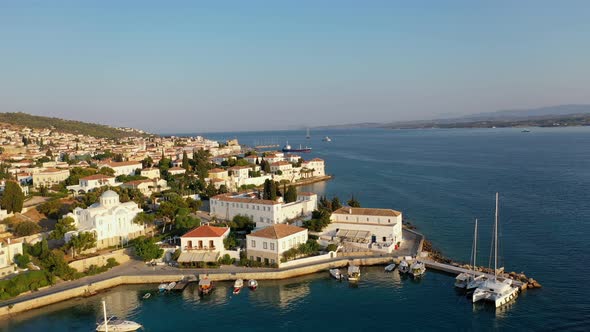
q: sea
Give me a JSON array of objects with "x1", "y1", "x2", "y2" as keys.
[{"x1": 2, "y1": 127, "x2": 589, "y2": 331}]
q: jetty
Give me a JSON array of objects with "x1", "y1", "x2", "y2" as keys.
[{"x1": 172, "y1": 276, "x2": 197, "y2": 291}]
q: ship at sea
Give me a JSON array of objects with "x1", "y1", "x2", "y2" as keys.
[{"x1": 282, "y1": 142, "x2": 312, "y2": 153}]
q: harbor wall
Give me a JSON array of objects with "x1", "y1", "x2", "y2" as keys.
[
  {"x1": 279, "y1": 251, "x2": 337, "y2": 268},
  {"x1": 68, "y1": 249, "x2": 131, "y2": 272}
]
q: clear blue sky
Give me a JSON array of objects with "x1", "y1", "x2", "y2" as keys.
[{"x1": 1, "y1": 1, "x2": 589, "y2": 133}]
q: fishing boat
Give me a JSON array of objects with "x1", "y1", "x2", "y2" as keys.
[
  {"x1": 233, "y1": 279, "x2": 244, "y2": 295},
  {"x1": 142, "y1": 293, "x2": 151, "y2": 299},
  {"x1": 521, "y1": 129, "x2": 531, "y2": 133},
  {"x1": 96, "y1": 301, "x2": 142, "y2": 332},
  {"x1": 282, "y1": 142, "x2": 312, "y2": 153},
  {"x1": 158, "y1": 283, "x2": 167, "y2": 292},
  {"x1": 472, "y1": 193, "x2": 519, "y2": 307},
  {"x1": 248, "y1": 279, "x2": 258, "y2": 290},
  {"x1": 329, "y1": 268, "x2": 342, "y2": 280},
  {"x1": 165, "y1": 281, "x2": 176, "y2": 291},
  {"x1": 347, "y1": 265, "x2": 361, "y2": 282},
  {"x1": 410, "y1": 261, "x2": 426, "y2": 278},
  {"x1": 384, "y1": 263, "x2": 396, "y2": 272},
  {"x1": 455, "y1": 219, "x2": 482, "y2": 289},
  {"x1": 398, "y1": 260, "x2": 410, "y2": 274},
  {"x1": 198, "y1": 278, "x2": 213, "y2": 295},
  {"x1": 322, "y1": 136, "x2": 332, "y2": 142}
]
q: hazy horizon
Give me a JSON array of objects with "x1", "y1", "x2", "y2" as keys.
[{"x1": 2, "y1": 1, "x2": 590, "y2": 132}]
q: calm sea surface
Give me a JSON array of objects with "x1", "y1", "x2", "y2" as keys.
[{"x1": 3, "y1": 128, "x2": 589, "y2": 331}]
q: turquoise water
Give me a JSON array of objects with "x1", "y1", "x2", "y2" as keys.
[{"x1": 3, "y1": 128, "x2": 589, "y2": 331}]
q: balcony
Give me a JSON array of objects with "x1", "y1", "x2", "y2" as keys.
[{"x1": 184, "y1": 246, "x2": 216, "y2": 251}]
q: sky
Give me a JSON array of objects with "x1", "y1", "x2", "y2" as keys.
[{"x1": 1, "y1": 1, "x2": 590, "y2": 133}]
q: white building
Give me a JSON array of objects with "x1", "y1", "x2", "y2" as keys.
[
  {"x1": 64, "y1": 190, "x2": 145, "y2": 249},
  {"x1": 301, "y1": 158, "x2": 325, "y2": 178},
  {"x1": 209, "y1": 192, "x2": 317, "y2": 228},
  {"x1": 246, "y1": 224, "x2": 308, "y2": 266},
  {"x1": 140, "y1": 168, "x2": 160, "y2": 179},
  {"x1": 100, "y1": 161, "x2": 142, "y2": 176},
  {"x1": 325, "y1": 207, "x2": 403, "y2": 253},
  {"x1": 66, "y1": 174, "x2": 121, "y2": 194},
  {"x1": 168, "y1": 167, "x2": 186, "y2": 175},
  {"x1": 121, "y1": 178, "x2": 169, "y2": 196},
  {"x1": 32, "y1": 168, "x2": 70, "y2": 188},
  {"x1": 0, "y1": 239, "x2": 24, "y2": 276}
]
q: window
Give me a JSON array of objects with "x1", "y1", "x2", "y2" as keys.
[
  {"x1": 263, "y1": 242, "x2": 268, "y2": 249},
  {"x1": 388, "y1": 219, "x2": 391, "y2": 223},
  {"x1": 251, "y1": 240, "x2": 256, "y2": 248},
  {"x1": 271, "y1": 259, "x2": 275, "y2": 264},
  {"x1": 270, "y1": 243, "x2": 275, "y2": 251},
  {"x1": 367, "y1": 217, "x2": 369, "y2": 221},
  {"x1": 282, "y1": 241, "x2": 286, "y2": 249}
]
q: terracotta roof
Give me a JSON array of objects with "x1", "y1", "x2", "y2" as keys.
[
  {"x1": 182, "y1": 225, "x2": 229, "y2": 238},
  {"x1": 270, "y1": 161, "x2": 291, "y2": 166},
  {"x1": 169, "y1": 167, "x2": 185, "y2": 171},
  {"x1": 212, "y1": 194, "x2": 280, "y2": 205},
  {"x1": 249, "y1": 224, "x2": 306, "y2": 240},
  {"x1": 105, "y1": 161, "x2": 142, "y2": 167},
  {"x1": 310, "y1": 158, "x2": 324, "y2": 162},
  {"x1": 81, "y1": 174, "x2": 114, "y2": 180},
  {"x1": 208, "y1": 168, "x2": 227, "y2": 173},
  {"x1": 124, "y1": 179, "x2": 153, "y2": 186},
  {"x1": 228, "y1": 166, "x2": 250, "y2": 170},
  {"x1": 332, "y1": 207, "x2": 401, "y2": 217}
]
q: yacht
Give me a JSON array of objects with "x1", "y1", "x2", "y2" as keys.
[
  {"x1": 410, "y1": 261, "x2": 426, "y2": 278},
  {"x1": 248, "y1": 279, "x2": 258, "y2": 290},
  {"x1": 398, "y1": 260, "x2": 410, "y2": 274},
  {"x1": 233, "y1": 279, "x2": 244, "y2": 295},
  {"x1": 347, "y1": 265, "x2": 361, "y2": 282},
  {"x1": 322, "y1": 136, "x2": 332, "y2": 142},
  {"x1": 96, "y1": 301, "x2": 142, "y2": 332},
  {"x1": 455, "y1": 219, "x2": 482, "y2": 289},
  {"x1": 472, "y1": 193, "x2": 519, "y2": 307}
]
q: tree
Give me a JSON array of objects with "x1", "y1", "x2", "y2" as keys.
[
  {"x1": 50, "y1": 216, "x2": 76, "y2": 240},
  {"x1": 285, "y1": 185, "x2": 297, "y2": 203},
  {"x1": 37, "y1": 199, "x2": 64, "y2": 219},
  {"x1": 230, "y1": 215, "x2": 255, "y2": 232},
  {"x1": 175, "y1": 209, "x2": 201, "y2": 231},
  {"x1": 46, "y1": 149, "x2": 53, "y2": 158},
  {"x1": 67, "y1": 232, "x2": 97, "y2": 257},
  {"x1": 134, "y1": 236, "x2": 163, "y2": 261},
  {"x1": 205, "y1": 182, "x2": 218, "y2": 198},
  {"x1": 318, "y1": 195, "x2": 332, "y2": 211},
  {"x1": 182, "y1": 151, "x2": 189, "y2": 170},
  {"x1": 14, "y1": 253, "x2": 30, "y2": 269},
  {"x1": 331, "y1": 196, "x2": 342, "y2": 211},
  {"x1": 347, "y1": 195, "x2": 361, "y2": 208},
  {"x1": 1, "y1": 181, "x2": 24, "y2": 213},
  {"x1": 133, "y1": 212, "x2": 155, "y2": 226},
  {"x1": 14, "y1": 221, "x2": 41, "y2": 237},
  {"x1": 98, "y1": 167, "x2": 115, "y2": 176}
]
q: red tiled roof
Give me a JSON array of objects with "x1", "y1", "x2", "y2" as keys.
[
  {"x1": 332, "y1": 207, "x2": 401, "y2": 217},
  {"x1": 249, "y1": 224, "x2": 306, "y2": 239},
  {"x1": 81, "y1": 174, "x2": 114, "y2": 180},
  {"x1": 209, "y1": 168, "x2": 227, "y2": 173},
  {"x1": 182, "y1": 225, "x2": 229, "y2": 238},
  {"x1": 104, "y1": 161, "x2": 142, "y2": 167}
]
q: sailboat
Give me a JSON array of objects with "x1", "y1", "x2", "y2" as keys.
[
  {"x1": 306, "y1": 128, "x2": 311, "y2": 139},
  {"x1": 472, "y1": 193, "x2": 519, "y2": 307},
  {"x1": 96, "y1": 300, "x2": 142, "y2": 332},
  {"x1": 455, "y1": 219, "x2": 486, "y2": 289}
]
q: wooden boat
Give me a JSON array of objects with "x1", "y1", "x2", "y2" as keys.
[
  {"x1": 410, "y1": 261, "x2": 426, "y2": 278},
  {"x1": 329, "y1": 268, "x2": 342, "y2": 280},
  {"x1": 248, "y1": 279, "x2": 258, "y2": 290},
  {"x1": 384, "y1": 263, "x2": 396, "y2": 272},
  {"x1": 398, "y1": 260, "x2": 410, "y2": 274},
  {"x1": 347, "y1": 265, "x2": 361, "y2": 282},
  {"x1": 233, "y1": 279, "x2": 244, "y2": 295},
  {"x1": 198, "y1": 278, "x2": 213, "y2": 295}
]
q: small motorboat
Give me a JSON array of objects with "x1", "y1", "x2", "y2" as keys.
[
  {"x1": 158, "y1": 283, "x2": 167, "y2": 292},
  {"x1": 142, "y1": 293, "x2": 151, "y2": 299},
  {"x1": 329, "y1": 269, "x2": 342, "y2": 280},
  {"x1": 347, "y1": 265, "x2": 361, "y2": 282},
  {"x1": 384, "y1": 263, "x2": 396, "y2": 272},
  {"x1": 410, "y1": 261, "x2": 426, "y2": 278},
  {"x1": 398, "y1": 260, "x2": 410, "y2": 274},
  {"x1": 97, "y1": 301, "x2": 142, "y2": 332},
  {"x1": 165, "y1": 281, "x2": 177, "y2": 291},
  {"x1": 233, "y1": 279, "x2": 244, "y2": 295},
  {"x1": 198, "y1": 278, "x2": 213, "y2": 296},
  {"x1": 322, "y1": 136, "x2": 332, "y2": 142},
  {"x1": 248, "y1": 279, "x2": 258, "y2": 290}
]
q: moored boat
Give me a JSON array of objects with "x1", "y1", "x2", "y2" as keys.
[
  {"x1": 158, "y1": 283, "x2": 167, "y2": 292},
  {"x1": 97, "y1": 301, "x2": 142, "y2": 332},
  {"x1": 455, "y1": 219, "x2": 481, "y2": 289},
  {"x1": 347, "y1": 265, "x2": 361, "y2": 282},
  {"x1": 165, "y1": 281, "x2": 176, "y2": 291},
  {"x1": 248, "y1": 279, "x2": 258, "y2": 290},
  {"x1": 329, "y1": 268, "x2": 342, "y2": 280},
  {"x1": 398, "y1": 260, "x2": 410, "y2": 274},
  {"x1": 384, "y1": 263, "x2": 396, "y2": 272},
  {"x1": 410, "y1": 261, "x2": 426, "y2": 278},
  {"x1": 322, "y1": 136, "x2": 332, "y2": 142},
  {"x1": 233, "y1": 279, "x2": 244, "y2": 295},
  {"x1": 282, "y1": 142, "x2": 312, "y2": 153},
  {"x1": 198, "y1": 278, "x2": 213, "y2": 295},
  {"x1": 142, "y1": 293, "x2": 151, "y2": 299}
]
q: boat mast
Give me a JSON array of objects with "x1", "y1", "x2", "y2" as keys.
[
  {"x1": 102, "y1": 300, "x2": 109, "y2": 332},
  {"x1": 473, "y1": 218, "x2": 478, "y2": 275},
  {"x1": 494, "y1": 192, "x2": 499, "y2": 279}
]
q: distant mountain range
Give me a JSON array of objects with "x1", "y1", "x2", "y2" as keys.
[
  {"x1": 0, "y1": 112, "x2": 150, "y2": 139},
  {"x1": 316, "y1": 104, "x2": 590, "y2": 129}
]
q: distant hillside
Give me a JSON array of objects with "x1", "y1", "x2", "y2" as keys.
[
  {"x1": 459, "y1": 104, "x2": 590, "y2": 121},
  {"x1": 0, "y1": 112, "x2": 150, "y2": 139}
]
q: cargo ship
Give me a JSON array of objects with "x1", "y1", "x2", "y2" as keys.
[{"x1": 282, "y1": 142, "x2": 312, "y2": 153}]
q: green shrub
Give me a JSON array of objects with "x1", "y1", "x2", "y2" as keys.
[{"x1": 14, "y1": 253, "x2": 30, "y2": 269}]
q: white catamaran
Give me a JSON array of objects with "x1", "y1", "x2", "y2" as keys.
[{"x1": 472, "y1": 193, "x2": 519, "y2": 308}]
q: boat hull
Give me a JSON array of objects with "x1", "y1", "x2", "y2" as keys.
[{"x1": 96, "y1": 322, "x2": 142, "y2": 332}]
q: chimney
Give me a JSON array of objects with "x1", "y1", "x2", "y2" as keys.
[{"x1": 348, "y1": 208, "x2": 352, "y2": 214}]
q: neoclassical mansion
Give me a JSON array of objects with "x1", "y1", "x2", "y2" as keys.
[{"x1": 64, "y1": 190, "x2": 145, "y2": 249}]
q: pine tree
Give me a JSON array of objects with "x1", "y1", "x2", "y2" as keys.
[
  {"x1": 285, "y1": 185, "x2": 298, "y2": 203},
  {"x1": 182, "y1": 151, "x2": 189, "y2": 170},
  {"x1": 1, "y1": 181, "x2": 24, "y2": 213}
]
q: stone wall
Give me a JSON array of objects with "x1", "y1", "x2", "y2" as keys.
[{"x1": 68, "y1": 249, "x2": 131, "y2": 272}]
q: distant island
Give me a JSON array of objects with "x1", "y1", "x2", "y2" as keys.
[
  {"x1": 316, "y1": 104, "x2": 590, "y2": 130},
  {"x1": 0, "y1": 112, "x2": 150, "y2": 139}
]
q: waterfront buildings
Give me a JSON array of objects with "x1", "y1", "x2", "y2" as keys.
[
  {"x1": 63, "y1": 190, "x2": 145, "y2": 249},
  {"x1": 177, "y1": 225, "x2": 231, "y2": 263},
  {"x1": 325, "y1": 207, "x2": 403, "y2": 253},
  {"x1": 246, "y1": 224, "x2": 308, "y2": 266},
  {"x1": 209, "y1": 192, "x2": 317, "y2": 228}
]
